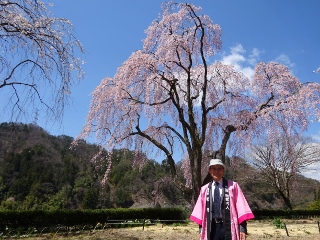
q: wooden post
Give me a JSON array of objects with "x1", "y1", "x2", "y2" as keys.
[
  {"x1": 283, "y1": 223, "x2": 289, "y2": 237},
  {"x1": 142, "y1": 218, "x2": 146, "y2": 231}
]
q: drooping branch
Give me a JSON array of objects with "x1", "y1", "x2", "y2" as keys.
[
  {"x1": 130, "y1": 123, "x2": 177, "y2": 176},
  {"x1": 0, "y1": 0, "x2": 84, "y2": 121}
]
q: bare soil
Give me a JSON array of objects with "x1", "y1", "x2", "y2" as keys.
[{"x1": 8, "y1": 219, "x2": 320, "y2": 239}]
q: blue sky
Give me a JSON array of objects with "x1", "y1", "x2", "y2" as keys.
[
  {"x1": 46, "y1": 0, "x2": 320, "y2": 137},
  {"x1": 3, "y1": 1, "x2": 320, "y2": 178}
]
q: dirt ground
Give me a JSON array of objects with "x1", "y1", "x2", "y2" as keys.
[{"x1": 8, "y1": 219, "x2": 320, "y2": 239}]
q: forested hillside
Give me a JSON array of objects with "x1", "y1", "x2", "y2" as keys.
[
  {"x1": 0, "y1": 122, "x2": 319, "y2": 211},
  {"x1": 0, "y1": 122, "x2": 188, "y2": 210}
]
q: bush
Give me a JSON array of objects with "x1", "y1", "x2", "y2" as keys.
[
  {"x1": 0, "y1": 208, "x2": 187, "y2": 231},
  {"x1": 272, "y1": 218, "x2": 284, "y2": 229},
  {"x1": 307, "y1": 200, "x2": 320, "y2": 210}
]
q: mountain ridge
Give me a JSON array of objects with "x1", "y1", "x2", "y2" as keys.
[{"x1": 0, "y1": 122, "x2": 318, "y2": 211}]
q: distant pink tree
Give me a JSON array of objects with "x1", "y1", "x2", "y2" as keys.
[
  {"x1": 249, "y1": 135, "x2": 320, "y2": 210},
  {"x1": 77, "y1": 2, "x2": 320, "y2": 201},
  {"x1": 0, "y1": 0, "x2": 84, "y2": 122}
]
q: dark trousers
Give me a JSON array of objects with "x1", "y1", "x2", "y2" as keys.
[{"x1": 210, "y1": 221, "x2": 225, "y2": 240}]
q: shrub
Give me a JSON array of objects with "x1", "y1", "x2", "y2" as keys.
[{"x1": 272, "y1": 218, "x2": 284, "y2": 229}]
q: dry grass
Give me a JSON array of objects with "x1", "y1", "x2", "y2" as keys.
[
  {"x1": 247, "y1": 219, "x2": 320, "y2": 239},
  {"x1": 7, "y1": 219, "x2": 320, "y2": 239}
]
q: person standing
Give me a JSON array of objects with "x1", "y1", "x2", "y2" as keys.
[{"x1": 190, "y1": 159, "x2": 254, "y2": 240}]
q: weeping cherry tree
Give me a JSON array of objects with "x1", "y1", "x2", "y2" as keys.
[{"x1": 78, "y1": 2, "x2": 320, "y2": 201}]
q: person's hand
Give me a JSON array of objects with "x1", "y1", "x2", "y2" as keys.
[{"x1": 240, "y1": 232, "x2": 246, "y2": 240}]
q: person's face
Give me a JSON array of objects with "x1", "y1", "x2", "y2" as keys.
[{"x1": 208, "y1": 165, "x2": 225, "y2": 182}]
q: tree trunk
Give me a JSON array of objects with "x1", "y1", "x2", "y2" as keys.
[
  {"x1": 277, "y1": 189, "x2": 293, "y2": 210},
  {"x1": 190, "y1": 148, "x2": 203, "y2": 204}
]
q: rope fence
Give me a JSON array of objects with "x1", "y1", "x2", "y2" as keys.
[
  {"x1": 270, "y1": 220, "x2": 320, "y2": 237},
  {"x1": 105, "y1": 218, "x2": 188, "y2": 230}
]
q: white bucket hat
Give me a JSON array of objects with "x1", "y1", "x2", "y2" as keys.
[{"x1": 209, "y1": 159, "x2": 225, "y2": 168}]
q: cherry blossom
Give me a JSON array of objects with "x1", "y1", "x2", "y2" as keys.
[
  {"x1": 0, "y1": 0, "x2": 84, "y2": 121},
  {"x1": 78, "y1": 2, "x2": 320, "y2": 201}
]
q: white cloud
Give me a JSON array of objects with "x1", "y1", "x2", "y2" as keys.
[
  {"x1": 221, "y1": 44, "x2": 246, "y2": 66},
  {"x1": 274, "y1": 54, "x2": 295, "y2": 68},
  {"x1": 301, "y1": 161, "x2": 320, "y2": 181},
  {"x1": 312, "y1": 131, "x2": 320, "y2": 142},
  {"x1": 300, "y1": 139, "x2": 320, "y2": 181},
  {"x1": 248, "y1": 48, "x2": 261, "y2": 65},
  {"x1": 220, "y1": 44, "x2": 261, "y2": 80},
  {"x1": 220, "y1": 45, "x2": 295, "y2": 78},
  {"x1": 231, "y1": 44, "x2": 246, "y2": 55},
  {"x1": 222, "y1": 54, "x2": 246, "y2": 66}
]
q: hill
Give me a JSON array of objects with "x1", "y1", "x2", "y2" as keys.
[
  {"x1": 0, "y1": 122, "x2": 319, "y2": 211},
  {"x1": 0, "y1": 122, "x2": 188, "y2": 210}
]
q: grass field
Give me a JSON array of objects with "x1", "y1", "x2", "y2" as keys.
[{"x1": 3, "y1": 219, "x2": 320, "y2": 239}]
